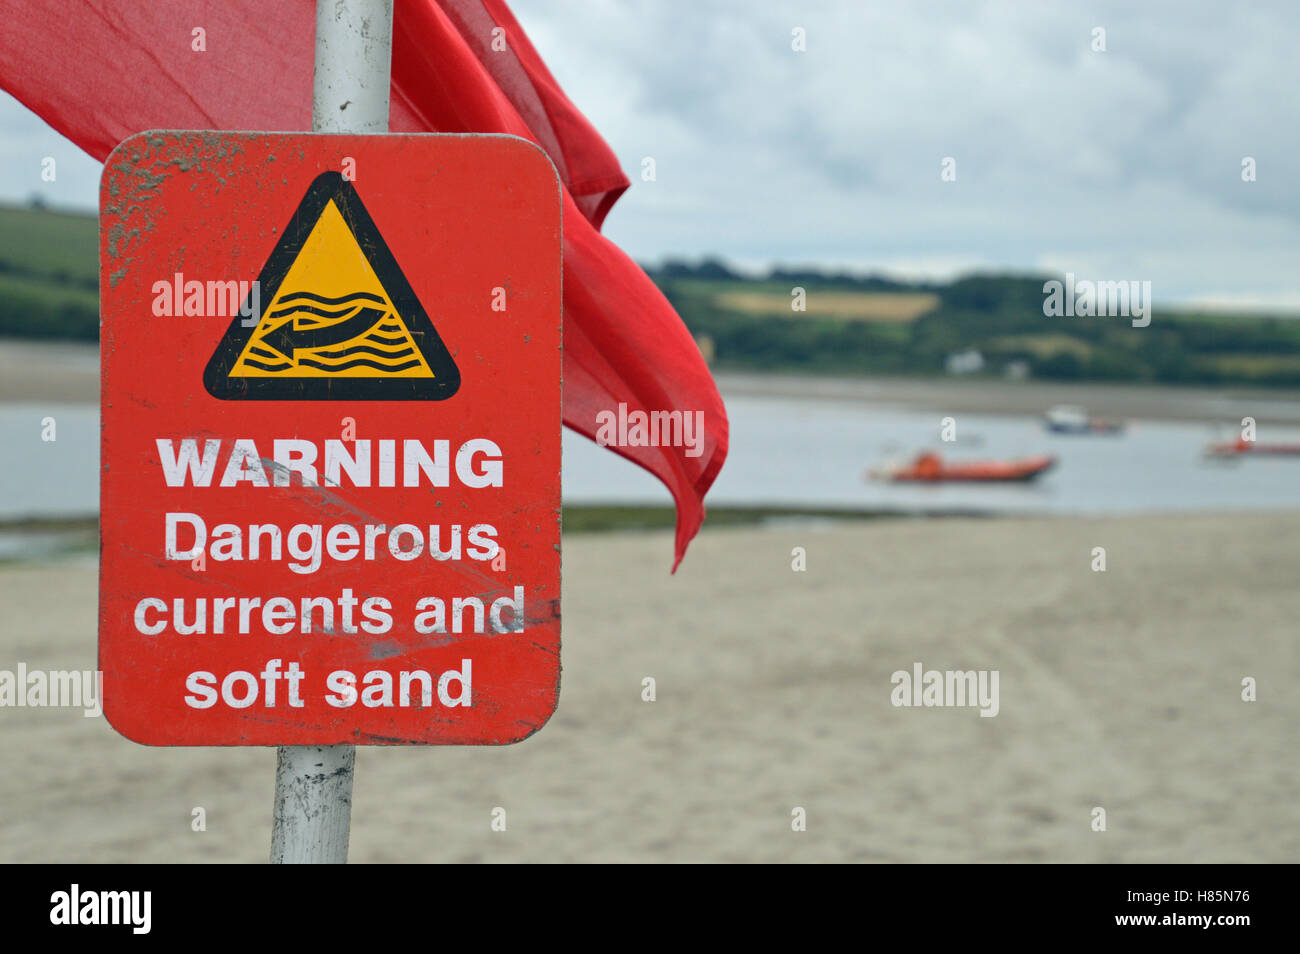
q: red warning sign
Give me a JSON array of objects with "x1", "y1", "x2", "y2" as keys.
[{"x1": 99, "y1": 132, "x2": 562, "y2": 745}]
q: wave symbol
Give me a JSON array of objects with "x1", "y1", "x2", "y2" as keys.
[{"x1": 248, "y1": 290, "x2": 422, "y2": 373}]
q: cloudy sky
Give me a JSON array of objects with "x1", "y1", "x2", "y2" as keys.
[{"x1": 3, "y1": 0, "x2": 1298, "y2": 308}]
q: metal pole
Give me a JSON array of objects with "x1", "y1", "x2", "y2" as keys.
[
  {"x1": 270, "y1": 0, "x2": 393, "y2": 864},
  {"x1": 271, "y1": 745, "x2": 357, "y2": 863},
  {"x1": 311, "y1": 0, "x2": 394, "y2": 135}
]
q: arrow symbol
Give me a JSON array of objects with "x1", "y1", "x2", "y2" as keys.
[{"x1": 259, "y1": 306, "x2": 389, "y2": 362}]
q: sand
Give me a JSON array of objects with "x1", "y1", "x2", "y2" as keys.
[
  {"x1": 0, "y1": 340, "x2": 98, "y2": 403},
  {"x1": 1, "y1": 511, "x2": 1296, "y2": 863}
]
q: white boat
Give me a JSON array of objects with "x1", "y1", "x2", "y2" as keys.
[{"x1": 1044, "y1": 404, "x2": 1125, "y2": 435}]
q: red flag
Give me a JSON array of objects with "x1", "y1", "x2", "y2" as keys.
[{"x1": 0, "y1": 0, "x2": 728, "y2": 569}]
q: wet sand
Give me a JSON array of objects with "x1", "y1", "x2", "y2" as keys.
[
  {"x1": 1, "y1": 511, "x2": 1295, "y2": 862},
  {"x1": 0, "y1": 339, "x2": 98, "y2": 403}
]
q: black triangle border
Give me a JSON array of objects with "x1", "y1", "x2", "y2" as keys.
[{"x1": 202, "y1": 171, "x2": 461, "y2": 401}]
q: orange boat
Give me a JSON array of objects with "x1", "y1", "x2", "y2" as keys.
[
  {"x1": 870, "y1": 452, "x2": 1057, "y2": 483},
  {"x1": 1206, "y1": 438, "x2": 1300, "y2": 457}
]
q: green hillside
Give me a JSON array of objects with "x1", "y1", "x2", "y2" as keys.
[
  {"x1": 0, "y1": 204, "x2": 98, "y2": 282},
  {"x1": 0, "y1": 203, "x2": 98, "y2": 339},
  {"x1": 3, "y1": 201, "x2": 1300, "y2": 386},
  {"x1": 654, "y1": 264, "x2": 1300, "y2": 387}
]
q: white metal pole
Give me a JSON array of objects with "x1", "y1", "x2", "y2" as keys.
[
  {"x1": 270, "y1": 0, "x2": 393, "y2": 864},
  {"x1": 271, "y1": 744, "x2": 357, "y2": 863},
  {"x1": 311, "y1": 0, "x2": 394, "y2": 135}
]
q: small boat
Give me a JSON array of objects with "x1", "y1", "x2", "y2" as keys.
[
  {"x1": 869, "y1": 452, "x2": 1057, "y2": 483},
  {"x1": 1206, "y1": 438, "x2": 1300, "y2": 458},
  {"x1": 1044, "y1": 405, "x2": 1125, "y2": 434}
]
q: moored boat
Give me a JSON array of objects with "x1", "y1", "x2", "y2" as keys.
[
  {"x1": 1044, "y1": 404, "x2": 1125, "y2": 435},
  {"x1": 1206, "y1": 439, "x2": 1300, "y2": 457},
  {"x1": 869, "y1": 452, "x2": 1057, "y2": 483}
]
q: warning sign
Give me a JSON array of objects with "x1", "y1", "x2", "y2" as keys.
[
  {"x1": 98, "y1": 132, "x2": 562, "y2": 746},
  {"x1": 204, "y1": 172, "x2": 460, "y2": 400}
]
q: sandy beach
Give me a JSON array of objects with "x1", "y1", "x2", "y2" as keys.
[{"x1": 1, "y1": 511, "x2": 1295, "y2": 863}]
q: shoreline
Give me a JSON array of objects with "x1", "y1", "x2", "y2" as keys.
[
  {"x1": 7, "y1": 337, "x2": 1300, "y2": 422},
  {"x1": 0, "y1": 338, "x2": 98, "y2": 403},
  {"x1": 713, "y1": 370, "x2": 1300, "y2": 424}
]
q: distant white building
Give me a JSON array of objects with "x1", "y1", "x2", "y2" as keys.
[
  {"x1": 1004, "y1": 360, "x2": 1030, "y2": 381},
  {"x1": 945, "y1": 349, "x2": 984, "y2": 375}
]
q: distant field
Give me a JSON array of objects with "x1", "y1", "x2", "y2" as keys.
[
  {"x1": 1210, "y1": 354, "x2": 1300, "y2": 375},
  {"x1": 0, "y1": 205, "x2": 97, "y2": 284},
  {"x1": 988, "y1": 333, "x2": 1094, "y2": 359},
  {"x1": 0, "y1": 205, "x2": 99, "y2": 341},
  {"x1": 714, "y1": 289, "x2": 939, "y2": 322}
]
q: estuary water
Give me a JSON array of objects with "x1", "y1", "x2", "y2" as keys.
[{"x1": 4, "y1": 393, "x2": 1298, "y2": 522}]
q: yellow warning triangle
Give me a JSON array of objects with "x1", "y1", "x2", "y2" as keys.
[
  {"x1": 204, "y1": 173, "x2": 460, "y2": 401},
  {"x1": 232, "y1": 200, "x2": 432, "y2": 379}
]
